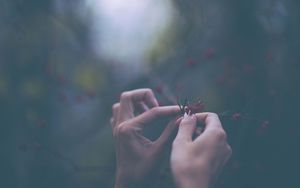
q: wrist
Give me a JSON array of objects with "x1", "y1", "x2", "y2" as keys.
[
  {"x1": 115, "y1": 170, "x2": 157, "y2": 188},
  {"x1": 174, "y1": 173, "x2": 210, "y2": 188},
  {"x1": 114, "y1": 171, "x2": 134, "y2": 188},
  {"x1": 172, "y1": 165, "x2": 211, "y2": 188},
  {"x1": 114, "y1": 170, "x2": 147, "y2": 188},
  {"x1": 175, "y1": 177, "x2": 210, "y2": 188}
]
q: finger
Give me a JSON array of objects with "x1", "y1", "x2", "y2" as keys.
[
  {"x1": 112, "y1": 103, "x2": 120, "y2": 129},
  {"x1": 133, "y1": 101, "x2": 149, "y2": 114},
  {"x1": 215, "y1": 145, "x2": 232, "y2": 184},
  {"x1": 194, "y1": 126, "x2": 204, "y2": 137},
  {"x1": 194, "y1": 112, "x2": 226, "y2": 142},
  {"x1": 131, "y1": 106, "x2": 181, "y2": 127},
  {"x1": 110, "y1": 118, "x2": 114, "y2": 125},
  {"x1": 195, "y1": 112, "x2": 223, "y2": 131},
  {"x1": 223, "y1": 145, "x2": 232, "y2": 165},
  {"x1": 154, "y1": 117, "x2": 182, "y2": 149},
  {"x1": 118, "y1": 89, "x2": 159, "y2": 122},
  {"x1": 174, "y1": 113, "x2": 197, "y2": 142}
]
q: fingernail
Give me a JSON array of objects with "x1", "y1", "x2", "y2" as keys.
[{"x1": 183, "y1": 113, "x2": 195, "y2": 120}]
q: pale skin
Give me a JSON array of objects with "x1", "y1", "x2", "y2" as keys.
[
  {"x1": 111, "y1": 88, "x2": 232, "y2": 188},
  {"x1": 111, "y1": 88, "x2": 181, "y2": 188},
  {"x1": 171, "y1": 113, "x2": 232, "y2": 188}
]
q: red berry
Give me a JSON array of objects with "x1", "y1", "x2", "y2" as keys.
[
  {"x1": 58, "y1": 75, "x2": 67, "y2": 86},
  {"x1": 175, "y1": 83, "x2": 183, "y2": 92},
  {"x1": 243, "y1": 64, "x2": 254, "y2": 75},
  {"x1": 186, "y1": 58, "x2": 197, "y2": 68},
  {"x1": 256, "y1": 121, "x2": 270, "y2": 136},
  {"x1": 154, "y1": 86, "x2": 163, "y2": 94},
  {"x1": 36, "y1": 119, "x2": 47, "y2": 128},
  {"x1": 75, "y1": 95, "x2": 84, "y2": 104},
  {"x1": 232, "y1": 113, "x2": 241, "y2": 120},
  {"x1": 86, "y1": 90, "x2": 96, "y2": 98},
  {"x1": 203, "y1": 48, "x2": 215, "y2": 59},
  {"x1": 261, "y1": 121, "x2": 270, "y2": 129},
  {"x1": 44, "y1": 64, "x2": 53, "y2": 76},
  {"x1": 216, "y1": 75, "x2": 227, "y2": 85},
  {"x1": 267, "y1": 52, "x2": 274, "y2": 62},
  {"x1": 187, "y1": 101, "x2": 205, "y2": 114}
]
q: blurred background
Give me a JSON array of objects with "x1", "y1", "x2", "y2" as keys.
[{"x1": 1, "y1": 0, "x2": 300, "y2": 187}]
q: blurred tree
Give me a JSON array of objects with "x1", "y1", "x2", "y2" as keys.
[
  {"x1": 121, "y1": 1, "x2": 300, "y2": 188},
  {"x1": 1, "y1": 0, "x2": 300, "y2": 188},
  {"x1": 0, "y1": 0, "x2": 115, "y2": 187}
]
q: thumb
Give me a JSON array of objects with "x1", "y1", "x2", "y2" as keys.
[
  {"x1": 175, "y1": 113, "x2": 197, "y2": 142},
  {"x1": 154, "y1": 117, "x2": 182, "y2": 149}
]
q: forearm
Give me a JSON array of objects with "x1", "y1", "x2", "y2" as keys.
[
  {"x1": 114, "y1": 172, "x2": 135, "y2": 188},
  {"x1": 114, "y1": 172, "x2": 153, "y2": 188},
  {"x1": 173, "y1": 166, "x2": 211, "y2": 188},
  {"x1": 175, "y1": 178, "x2": 209, "y2": 188},
  {"x1": 174, "y1": 175, "x2": 210, "y2": 188}
]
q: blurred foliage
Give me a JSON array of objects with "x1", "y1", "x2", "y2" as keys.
[{"x1": 1, "y1": 0, "x2": 300, "y2": 188}]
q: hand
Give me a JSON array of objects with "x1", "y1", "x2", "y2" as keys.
[
  {"x1": 111, "y1": 89, "x2": 181, "y2": 188},
  {"x1": 171, "y1": 113, "x2": 232, "y2": 188}
]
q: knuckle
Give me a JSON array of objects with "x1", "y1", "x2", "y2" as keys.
[
  {"x1": 227, "y1": 145, "x2": 232, "y2": 155},
  {"x1": 172, "y1": 135, "x2": 188, "y2": 147},
  {"x1": 212, "y1": 129, "x2": 227, "y2": 140},
  {"x1": 116, "y1": 123, "x2": 131, "y2": 135},
  {"x1": 144, "y1": 88, "x2": 154, "y2": 95},
  {"x1": 208, "y1": 112, "x2": 219, "y2": 119},
  {"x1": 172, "y1": 139, "x2": 182, "y2": 149},
  {"x1": 120, "y1": 92, "x2": 131, "y2": 100},
  {"x1": 208, "y1": 112, "x2": 218, "y2": 117},
  {"x1": 172, "y1": 140, "x2": 176, "y2": 148},
  {"x1": 149, "y1": 106, "x2": 160, "y2": 115},
  {"x1": 112, "y1": 103, "x2": 120, "y2": 110}
]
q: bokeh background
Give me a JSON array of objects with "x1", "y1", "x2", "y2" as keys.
[{"x1": 1, "y1": 0, "x2": 300, "y2": 188}]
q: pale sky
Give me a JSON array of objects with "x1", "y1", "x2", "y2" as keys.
[{"x1": 86, "y1": 0, "x2": 174, "y2": 65}]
